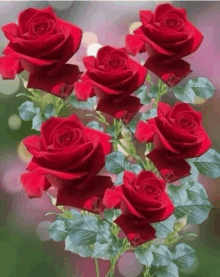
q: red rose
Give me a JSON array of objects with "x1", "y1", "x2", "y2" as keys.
[
  {"x1": 126, "y1": 4, "x2": 203, "y2": 86},
  {"x1": 135, "y1": 103, "x2": 212, "y2": 182},
  {"x1": 103, "y1": 170, "x2": 174, "y2": 247},
  {"x1": 0, "y1": 7, "x2": 82, "y2": 98},
  {"x1": 74, "y1": 46, "x2": 147, "y2": 123},
  {"x1": 21, "y1": 114, "x2": 113, "y2": 213}
]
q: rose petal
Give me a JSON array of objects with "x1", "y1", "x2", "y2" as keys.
[
  {"x1": 83, "y1": 56, "x2": 97, "y2": 70},
  {"x1": 147, "y1": 149, "x2": 191, "y2": 182},
  {"x1": 2, "y1": 23, "x2": 19, "y2": 40},
  {"x1": 20, "y1": 172, "x2": 51, "y2": 198},
  {"x1": 74, "y1": 80, "x2": 95, "y2": 101},
  {"x1": 97, "y1": 95, "x2": 143, "y2": 124},
  {"x1": 135, "y1": 121, "x2": 155, "y2": 143},
  {"x1": 145, "y1": 57, "x2": 192, "y2": 87},
  {"x1": 103, "y1": 186, "x2": 123, "y2": 209},
  {"x1": 139, "y1": 10, "x2": 154, "y2": 26},
  {"x1": 115, "y1": 215, "x2": 156, "y2": 247},
  {"x1": 28, "y1": 64, "x2": 81, "y2": 98},
  {"x1": 57, "y1": 175, "x2": 113, "y2": 214},
  {"x1": 125, "y1": 34, "x2": 146, "y2": 56},
  {"x1": 84, "y1": 127, "x2": 112, "y2": 155},
  {"x1": 0, "y1": 55, "x2": 23, "y2": 79}
]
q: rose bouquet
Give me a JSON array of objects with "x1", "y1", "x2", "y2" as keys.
[{"x1": 0, "y1": 3, "x2": 219, "y2": 277}]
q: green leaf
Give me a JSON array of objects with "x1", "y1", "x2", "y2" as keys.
[
  {"x1": 70, "y1": 209, "x2": 82, "y2": 220},
  {"x1": 140, "y1": 109, "x2": 157, "y2": 121},
  {"x1": 65, "y1": 236, "x2": 94, "y2": 258},
  {"x1": 44, "y1": 103, "x2": 55, "y2": 118},
  {"x1": 49, "y1": 220, "x2": 68, "y2": 242},
  {"x1": 69, "y1": 95, "x2": 97, "y2": 111},
  {"x1": 156, "y1": 262, "x2": 179, "y2": 277},
  {"x1": 106, "y1": 151, "x2": 128, "y2": 174},
  {"x1": 189, "y1": 149, "x2": 220, "y2": 178},
  {"x1": 107, "y1": 125, "x2": 116, "y2": 137},
  {"x1": 115, "y1": 172, "x2": 124, "y2": 185},
  {"x1": 180, "y1": 163, "x2": 199, "y2": 185},
  {"x1": 173, "y1": 78, "x2": 215, "y2": 104},
  {"x1": 172, "y1": 243, "x2": 195, "y2": 268},
  {"x1": 151, "y1": 215, "x2": 176, "y2": 238},
  {"x1": 173, "y1": 80, "x2": 195, "y2": 104},
  {"x1": 137, "y1": 90, "x2": 151, "y2": 105},
  {"x1": 66, "y1": 215, "x2": 99, "y2": 246},
  {"x1": 148, "y1": 85, "x2": 159, "y2": 98},
  {"x1": 104, "y1": 210, "x2": 121, "y2": 223},
  {"x1": 32, "y1": 112, "x2": 44, "y2": 131},
  {"x1": 168, "y1": 182, "x2": 212, "y2": 225},
  {"x1": 190, "y1": 77, "x2": 215, "y2": 99},
  {"x1": 18, "y1": 101, "x2": 40, "y2": 121},
  {"x1": 93, "y1": 238, "x2": 123, "y2": 260},
  {"x1": 134, "y1": 85, "x2": 147, "y2": 95},
  {"x1": 151, "y1": 245, "x2": 172, "y2": 267},
  {"x1": 87, "y1": 121, "x2": 104, "y2": 131},
  {"x1": 129, "y1": 164, "x2": 142, "y2": 174},
  {"x1": 128, "y1": 120, "x2": 138, "y2": 134},
  {"x1": 135, "y1": 246, "x2": 153, "y2": 267}
]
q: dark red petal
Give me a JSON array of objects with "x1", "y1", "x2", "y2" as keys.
[
  {"x1": 184, "y1": 21, "x2": 203, "y2": 56},
  {"x1": 18, "y1": 7, "x2": 39, "y2": 33},
  {"x1": 97, "y1": 95, "x2": 143, "y2": 124},
  {"x1": 57, "y1": 18, "x2": 82, "y2": 55},
  {"x1": 103, "y1": 186, "x2": 123, "y2": 209},
  {"x1": 96, "y1": 46, "x2": 115, "y2": 64},
  {"x1": 84, "y1": 127, "x2": 112, "y2": 155},
  {"x1": 135, "y1": 121, "x2": 155, "y2": 143},
  {"x1": 0, "y1": 56, "x2": 23, "y2": 79},
  {"x1": 115, "y1": 215, "x2": 156, "y2": 247},
  {"x1": 83, "y1": 56, "x2": 97, "y2": 70},
  {"x1": 158, "y1": 193, "x2": 175, "y2": 221},
  {"x1": 154, "y1": 3, "x2": 175, "y2": 21},
  {"x1": 147, "y1": 149, "x2": 191, "y2": 183},
  {"x1": 20, "y1": 172, "x2": 51, "y2": 198},
  {"x1": 74, "y1": 80, "x2": 95, "y2": 101},
  {"x1": 125, "y1": 34, "x2": 146, "y2": 56},
  {"x1": 136, "y1": 170, "x2": 158, "y2": 183},
  {"x1": 57, "y1": 175, "x2": 113, "y2": 214},
  {"x1": 28, "y1": 64, "x2": 81, "y2": 99},
  {"x1": 145, "y1": 57, "x2": 192, "y2": 87}
]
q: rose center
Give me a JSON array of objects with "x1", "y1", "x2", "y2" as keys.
[{"x1": 105, "y1": 54, "x2": 126, "y2": 70}]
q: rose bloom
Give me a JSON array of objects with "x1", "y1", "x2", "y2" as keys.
[
  {"x1": 74, "y1": 45, "x2": 147, "y2": 123},
  {"x1": 0, "y1": 7, "x2": 82, "y2": 98},
  {"x1": 21, "y1": 114, "x2": 113, "y2": 214},
  {"x1": 126, "y1": 3, "x2": 203, "y2": 86},
  {"x1": 103, "y1": 170, "x2": 174, "y2": 247},
  {"x1": 135, "y1": 102, "x2": 212, "y2": 182}
]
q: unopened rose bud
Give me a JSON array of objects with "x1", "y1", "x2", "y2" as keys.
[{"x1": 174, "y1": 215, "x2": 188, "y2": 232}]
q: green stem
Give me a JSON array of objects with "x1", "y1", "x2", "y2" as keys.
[{"x1": 94, "y1": 258, "x2": 100, "y2": 277}]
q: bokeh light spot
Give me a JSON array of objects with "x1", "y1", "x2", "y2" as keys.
[
  {"x1": 17, "y1": 141, "x2": 32, "y2": 163},
  {"x1": 0, "y1": 75, "x2": 19, "y2": 96},
  {"x1": 87, "y1": 43, "x2": 102, "y2": 57},
  {"x1": 129, "y1": 21, "x2": 142, "y2": 34},
  {"x1": 8, "y1": 114, "x2": 22, "y2": 130},
  {"x1": 82, "y1": 32, "x2": 98, "y2": 47},
  {"x1": 117, "y1": 251, "x2": 143, "y2": 277}
]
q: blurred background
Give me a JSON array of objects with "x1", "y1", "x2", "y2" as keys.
[{"x1": 0, "y1": 1, "x2": 220, "y2": 276}]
